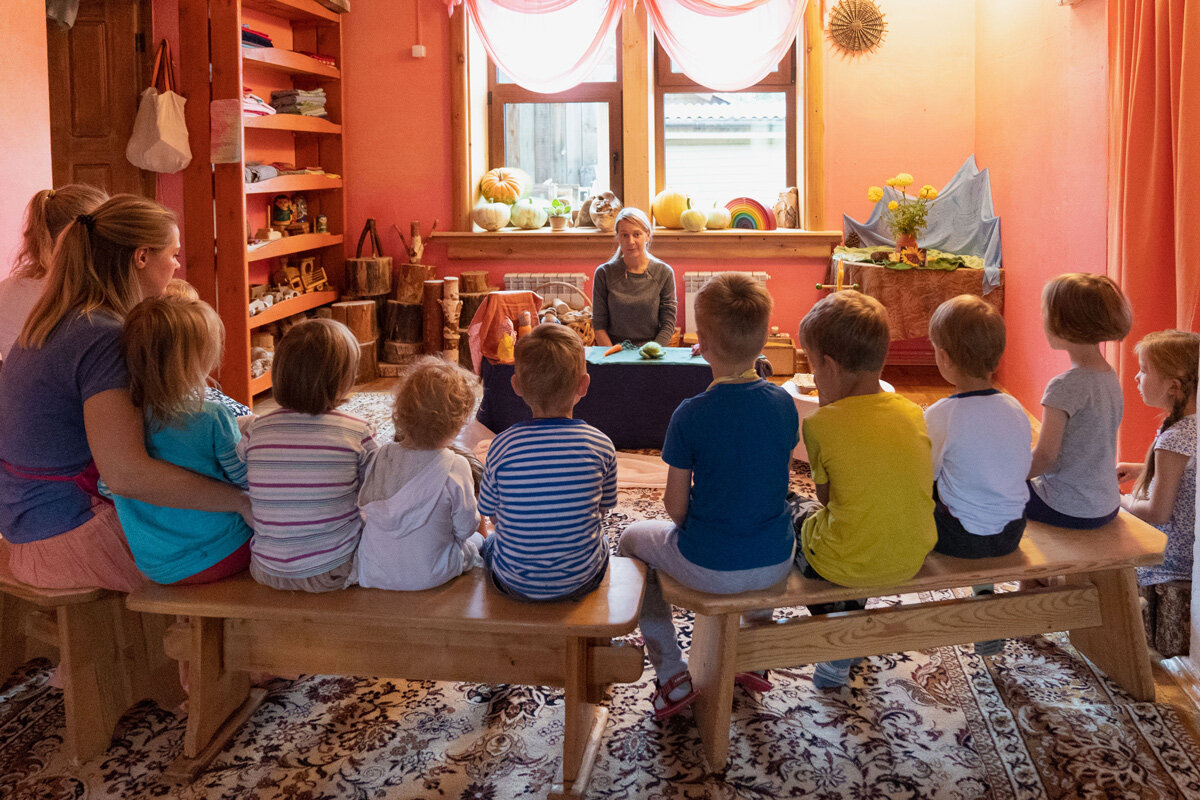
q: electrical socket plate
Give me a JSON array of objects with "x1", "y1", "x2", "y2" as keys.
[{"x1": 412, "y1": 44, "x2": 427, "y2": 57}]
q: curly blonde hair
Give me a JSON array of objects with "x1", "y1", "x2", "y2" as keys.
[{"x1": 391, "y1": 357, "x2": 481, "y2": 449}]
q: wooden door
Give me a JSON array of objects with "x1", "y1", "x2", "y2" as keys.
[{"x1": 47, "y1": 0, "x2": 155, "y2": 196}]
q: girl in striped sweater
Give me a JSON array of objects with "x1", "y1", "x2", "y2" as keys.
[{"x1": 239, "y1": 319, "x2": 376, "y2": 592}]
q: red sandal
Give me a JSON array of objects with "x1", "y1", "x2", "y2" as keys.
[
  {"x1": 651, "y1": 670, "x2": 700, "y2": 720},
  {"x1": 734, "y1": 670, "x2": 772, "y2": 693}
]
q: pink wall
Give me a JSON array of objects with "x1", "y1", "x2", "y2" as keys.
[
  {"x1": 974, "y1": 0, "x2": 1110, "y2": 440},
  {"x1": 0, "y1": 3, "x2": 54, "y2": 279}
]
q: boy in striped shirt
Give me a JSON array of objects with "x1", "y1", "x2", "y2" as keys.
[{"x1": 478, "y1": 324, "x2": 617, "y2": 601}]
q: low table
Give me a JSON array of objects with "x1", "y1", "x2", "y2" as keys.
[{"x1": 477, "y1": 346, "x2": 713, "y2": 449}]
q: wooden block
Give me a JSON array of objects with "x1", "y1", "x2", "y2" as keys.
[
  {"x1": 331, "y1": 300, "x2": 378, "y2": 344},
  {"x1": 762, "y1": 340, "x2": 794, "y2": 375},
  {"x1": 460, "y1": 270, "x2": 490, "y2": 294},
  {"x1": 250, "y1": 331, "x2": 274, "y2": 351},
  {"x1": 423, "y1": 280, "x2": 445, "y2": 355},
  {"x1": 394, "y1": 263, "x2": 436, "y2": 304},
  {"x1": 461, "y1": 291, "x2": 488, "y2": 328},
  {"x1": 377, "y1": 361, "x2": 410, "y2": 378},
  {"x1": 383, "y1": 301, "x2": 423, "y2": 342},
  {"x1": 356, "y1": 340, "x2": 378, "y2": 383},
  {"x1": 344, "y1": 256, "x2": 392, "y2": 297},
  {"x1": 383, "y1": 340, "x2": 423, "y2": 362}
]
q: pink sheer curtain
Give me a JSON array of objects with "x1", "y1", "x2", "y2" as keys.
[
  {"x1": 645, "y1": 0, "x2": 806, "y2": 90},
  {"x1": 445, "y1": 0, "x2": 623, "y2": 94}
]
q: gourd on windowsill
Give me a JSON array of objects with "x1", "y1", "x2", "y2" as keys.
[
  {"x1": 479, "y1": 167, "x2": 529, "y2": 204},
  {"x1": 510, "y1": 199, "x2": 549, "y2": 230},
  {"x1": 652, "y1": 188, "x2": 690, "y2": 229},
  {"x1": 472, "y1": 201, "x2": 511, "y2": 231},
  {"x1": 680, "y1": 203, "x2": 707, "y2": 232}
]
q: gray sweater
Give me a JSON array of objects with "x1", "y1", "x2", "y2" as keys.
[{"x1": 591, "y1": 256, "x2": 677, "y2": 346}]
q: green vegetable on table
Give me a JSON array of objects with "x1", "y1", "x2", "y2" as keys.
[{"x1": 639, "y1": 341, "x2": 665, "y2": 359}]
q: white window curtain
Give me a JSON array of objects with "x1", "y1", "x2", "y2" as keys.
[{"x1": 444, "y1": 0, "x2": 807, "y2": 93}]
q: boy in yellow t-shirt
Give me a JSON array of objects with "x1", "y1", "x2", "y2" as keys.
[{"x1": 794, "y1": 290, "x2": 936, "y2": 689}]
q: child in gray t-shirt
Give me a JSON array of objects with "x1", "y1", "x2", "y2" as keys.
[{"x1": 1027, "y1": 273, "x2": 1132, "y2": 528}]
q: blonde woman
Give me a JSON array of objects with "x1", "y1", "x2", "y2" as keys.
[
  {"x1": 0, "y1": 194, "x2": 250, "y2": 592},
  {"x1": 592, "y1": 208, "x2": 677, "y2": 347},
  {"x1": 0, "y1": 184, "x2": 108, "y2": 360}
]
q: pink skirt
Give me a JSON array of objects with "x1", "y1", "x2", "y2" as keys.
[{"x1": 8, "y1": 501, "x2": 145, "y2": 593}]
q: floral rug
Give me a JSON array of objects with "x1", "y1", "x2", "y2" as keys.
[{"x1": 3, "y1": 394, "x2": 1200, "y2": 799}]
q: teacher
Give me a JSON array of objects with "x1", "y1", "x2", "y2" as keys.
[
  {"x1": 592, "y1": 208, "x2": 677, "y2": 347},
  {"x1": 0, "y1": 194, "x2": 250, "y2": 592}
]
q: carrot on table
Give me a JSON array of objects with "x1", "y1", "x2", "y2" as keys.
[{"x1": 603, "y1": 344, "x2": 623, "y2": 356}]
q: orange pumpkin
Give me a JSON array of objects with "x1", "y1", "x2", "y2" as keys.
[
  {"x1": 479, "y1": 167, "x2": 528, "y2": 204},
  {"x1": 652, "y1": 188, "x2": 690, "y2": 229}
]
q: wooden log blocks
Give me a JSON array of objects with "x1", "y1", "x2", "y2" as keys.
[
  {"x1": 383, "y1": 341, "x2": 423, "y2": 363},
  {"x1": 460, "y1": 270, "x2": 490, "y2": 294},
  {"x1": 461, "y1": 291, "x2": 488, "y2": 329},
  {"x1": 423, "y1": 280, "x2": 445, "y2": 355},
  {"x1": 394, "y1": 264, "x2": 436, "y2": 305},
  {"x1": 344, "y1": 257, "x2": 392, "y2": 298},
  {"x1": 458, "y1": 332, "x2": 473, "y2": 371},
  {"x1": 377, "y1": 361, "x2": 409, "y2": 378},
  {"x1": 331, "y1": 300, "x2": 378, "y2": 344},
  {"x1": 383, "y1": 301, "x2": 423, "y2": 343},
  {"x1": 442, "y1": 332, "x2": 460, "y2": 364},
  {"x1": 356, "y1": 340, "x2": 378, "y2": 383},
  {"x1": 442, "y1": 277, "x2": 462, "y2": 330}
]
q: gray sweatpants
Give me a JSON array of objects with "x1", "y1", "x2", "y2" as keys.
[{"x1": 617, "y1": 520, "x2": 793, "y2": 683}]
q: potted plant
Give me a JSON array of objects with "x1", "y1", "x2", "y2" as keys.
[
  {"x1": 867, "y1": 173, "x2": 938, "y2": 265},
  {"x1": 548, "y1": 198, "x2": 572, "y2": 230}
]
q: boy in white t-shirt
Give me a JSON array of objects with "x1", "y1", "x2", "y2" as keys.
[{"x1": 925, "y1": 295, "x2": 1032, "y2": 657}]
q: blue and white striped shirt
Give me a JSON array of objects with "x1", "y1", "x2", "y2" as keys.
[{"x1": 478, "y1": 418, "x2": 617, "y2": 600}]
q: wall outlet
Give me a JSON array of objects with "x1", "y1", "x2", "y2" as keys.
[{"x1": 412, "y1": 44, "x2": 427, "y2": 58}]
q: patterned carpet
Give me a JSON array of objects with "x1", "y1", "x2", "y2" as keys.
[{"x1": 3, "y1": 394, "x2": 1200, "y2": 799}]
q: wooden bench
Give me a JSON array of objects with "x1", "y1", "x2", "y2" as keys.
[
  {"x1": 659, "y1": 513, "x2": 1166, "y2": 771},
  {"x1": 0, "y1": 544, "x2": 179, "y2": 762},
  {"x1": 126, "y1": 557, "x2": 647, "y2": 799}
]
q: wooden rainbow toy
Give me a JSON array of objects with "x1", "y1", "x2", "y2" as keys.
[{"x1": 724, "y1": 197, "x2": 777, "y2": 230}]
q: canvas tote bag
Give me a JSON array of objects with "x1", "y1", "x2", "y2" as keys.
[{"x1": 126, "y1": 40, "x2": 192, "y2": 173}]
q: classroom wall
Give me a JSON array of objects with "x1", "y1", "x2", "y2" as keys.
[
  {"x1": 340, "y1": 0, "x2": 980, "y2": 338},
  {"x1": 974, "y1": 0, "x2": 1110, "y2": 439},
  {"x1": 0, "y1": 1, "x2": 54, "y2": 279}
]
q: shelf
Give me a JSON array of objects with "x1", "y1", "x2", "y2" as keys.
[
  {"x1": 243, "y1": 48, "x2": 339, "y2": 79},
  {"x1": 434, "y1": 228, "x2": 844, "y2": 260},
  {"x1": 242, "y1": 0, "x2": 338, "y2": 24},
  {"x1": 247, "y1": 233, "x2": 344, "y2": 262},
  {"x1": 246, "y1": 174, "x2": 343, "y2": 194},
  {"x1": 244, "y1": 115, "x2": 341, "y2": 135},
  {"x1": 250, "y1": 372, "x2": 273, "y2": 397},
  {"x1": 248, "y1": 289, "x2": 338, "y2": 329}
]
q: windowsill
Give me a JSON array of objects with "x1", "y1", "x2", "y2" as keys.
[{"x1": 433, "y1": 228, "x2": 843, "y2": 260}]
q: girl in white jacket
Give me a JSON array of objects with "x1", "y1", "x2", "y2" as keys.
[{"x1": 355, "y1": 357, "x2": 485, "y2": 590}]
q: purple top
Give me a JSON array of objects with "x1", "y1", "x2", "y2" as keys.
[{"x1": 0, "y1": 310, "x2": 129, "y2": 543}]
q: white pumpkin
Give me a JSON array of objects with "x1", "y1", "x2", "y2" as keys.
[
  {"x1": 706, "y1": 205, "x2": 732, "y2": 230},
  {"x1": 680, "y1": 206, "x2": 707, "y2": 232},
  {"x1": 510, "y1": 199, "x2": 549, "y2": 229},
  {"x1": 472, "y1": 201, "x2": 511, "y2": 231}
]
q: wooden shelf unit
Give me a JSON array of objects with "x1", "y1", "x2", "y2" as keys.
[{"x1": 181, "y1": 0, "x2": 345, "y2": 407}]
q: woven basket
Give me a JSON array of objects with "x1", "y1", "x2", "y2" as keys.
[{"x1": 536, "y1": 280, "x2": 594, "y2": 346}]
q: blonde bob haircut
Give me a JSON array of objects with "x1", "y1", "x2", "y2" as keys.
[
  {"x1": 1041, "y1": 272, "x2": 1132, "y2": 344},
  {"x1": 272, "y1": 318, "x2": 360, "y2": 415},
  {"x1": 13, "y1": 184, "x2": 108, "y2": 281},
  {"x1": 514, "y1": 324, "x2": 586, "y2": 412},
  {"x1": 694, "y1": 272, "x2": 772, "y2": 363},
  {"x1": 929, "y1": 295, "x2": 1006, "y2": 379},
  {"x1": 20, "y1": 194, "x2": 177, "y2": 349},
  {"x1": 800, "y1": 290, "x2": 890, "y2": 373},
  {"x1": 122, "y1": 296, "x2": 224, "y2": 428},
  {"x1": 391, "y1": 356, "x2": 482, "y2": 449}
]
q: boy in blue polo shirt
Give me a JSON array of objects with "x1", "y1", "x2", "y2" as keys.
[
  {"x1": 478, "y1": 324, "x2": 618, "y2": 601},
  {"x1": 618, "y1": 272, "x2": 798, "y2": 720}
]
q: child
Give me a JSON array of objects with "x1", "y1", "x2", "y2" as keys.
[
  {"x1": 355, "y1": 357, "x2": 485, "y2": 591},
  {"x1": 160, "y1": 278, "x2": 251, "y2": 418},
  {"x1": 112, "y1": 296, "x2": 253, "y2": 584},
  {"x1": 1028, "y1": 273, "x2": 1132, "y2": 527},
  {"x1": 478, "y1": 324, "x2": 617, "y2": 602},
  {"x1": 1118, "y1": 330, "x2": 1199, "y2": 654},
  {"x1": 925, "y1": 295, "x2": 1032, "y2": 656},
  {"x1": 794, "y1": 290, "x2": 936, "y2": 689},
  {"x1": 618, "y1": 273, "x2": 798, "y2": 719},
  {"x1": 239, "y1": 318, "x2": 376, "y2": 592}
]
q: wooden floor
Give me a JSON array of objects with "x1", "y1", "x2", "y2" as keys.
[{"x1": 251, "y1": 363, "x2": 1194, "y2": 718}]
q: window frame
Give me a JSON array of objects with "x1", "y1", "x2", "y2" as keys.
[{"x1": 653, "y1": 42, "x2": 797, "y2": 198}]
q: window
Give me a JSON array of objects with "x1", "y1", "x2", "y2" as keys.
[
  {"x1": 655, "y1": 45, "x2": 796, "y2": 209},
  {"x1": 488, "y1": 31, "x2": 623, "y2": 206}
]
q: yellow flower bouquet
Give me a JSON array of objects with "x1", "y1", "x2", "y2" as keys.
[{"x1": 867, "y1": 173, "x2": 938, "y2": 242}]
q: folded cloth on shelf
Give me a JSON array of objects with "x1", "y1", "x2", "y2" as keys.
[
  {"x1": 240, "y1": 25, "x2": 272, "y2": 47},
  {"x1": 242, "y1": 87, "x2": 276, "y2": 117},
  {"x1": 245, "y1": 163, "x2": 279, "y2": 183},
  {"x1": 270, "y1": 89, "x2": 326, "y2": 102},
  {"x1": 297, "y1": 51, "x2": 337, "y2": 67}
]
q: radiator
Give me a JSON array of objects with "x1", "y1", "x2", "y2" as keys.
[
  {"x1": 683, "y1": 271, "x2": 770, "y2": 333},
  {"x1": 503, "y1": 272, "x2": 589, "y2": 308}
]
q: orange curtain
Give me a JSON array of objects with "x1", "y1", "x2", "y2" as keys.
[{"x1": 1109, "y1": 0, "x2": 1200, "y2": 459}]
